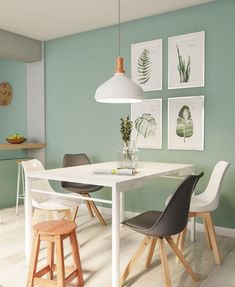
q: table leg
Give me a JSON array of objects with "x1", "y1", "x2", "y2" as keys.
[
  {"x1": 190, "y1": 217, "x2": 196, "y2": 242},
  {"x1": 112, "y1": 185, "x2": 120, "y2": 287},
  {"x1": 120, "y1": 192, "x2": 124, "y2": 223},
  {"x1": 25, "y1": 176, "x2": 33, "y2": 266}
]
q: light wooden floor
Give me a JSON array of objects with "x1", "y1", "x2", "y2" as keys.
[{"x1": 0, "y1": 206, "x2": 235, "y2": 287}]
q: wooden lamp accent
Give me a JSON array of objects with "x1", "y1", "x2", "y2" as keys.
[
  {"x1": 0, "y1": 82, "x2": 13, "y2": 106},
  {"x1": 115, "y1": 57, "x2": 125, "y2": 73}
]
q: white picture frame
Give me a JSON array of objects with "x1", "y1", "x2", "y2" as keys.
[
  {"x1": 168, "y1": 31, "x2": 205, "y2": 89},
  {"x1": 131, "y1": 39, "x2": 162, "y2": 91},
  {"x1": 168, "y1": 96, "x2": 204, "y2": 150},
  {"x1": 131, "y1": 99, "x2": 162, "y2": 149}
]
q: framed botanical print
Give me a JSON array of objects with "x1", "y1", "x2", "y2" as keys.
[
  {"x1": 131, "y1": 99, "x2": 162, "y2": 149},
  {"x1": 168, "y1": 31, "x2": 205, "y2": 89},
  {"x1": 131, "y1": 39, "x2": 162, "y2": 91},
  {"x1": 168, "y1": 96, "x2": 204, "y2": 150}
]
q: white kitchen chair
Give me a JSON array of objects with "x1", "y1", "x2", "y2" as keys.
[
  {"x1": 175, "y1": 161, "x2": 230, "y2": 265},
  {"x1": 22, "y1": 159, "x2": 80, "y2": 224}
]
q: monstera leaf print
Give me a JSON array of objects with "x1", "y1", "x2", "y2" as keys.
[
  {"x1": 134, "y1": 113, "x2": 157, "y2": 139},
  {"x1": 137, "y1": 49, "x2": 152, "y2": 85},
  {"x1": 176, "y1": 45, "x2": 191, "y2": 83},
  {"x1": 176, "y1": 105, "x2": 193, "y2": 142}
]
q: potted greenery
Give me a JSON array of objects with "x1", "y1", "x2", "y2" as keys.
[{"x1": 118, "y1": 116, "x2": 135, "y2": 169}]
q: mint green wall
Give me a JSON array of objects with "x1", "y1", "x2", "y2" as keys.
[
  {"x1": 44, "y1": 0, "x2": 233, "y2": 229},
  {"x1": 0, "y1": 59, "x2": 27, "y2": 208}
]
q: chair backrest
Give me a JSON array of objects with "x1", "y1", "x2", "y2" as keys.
[
  {"x1": 61, "y1": 153, "x2": 91, "y2": 189},
  {"x1": 147, "y1": 172, "x2": 204, "y2": 237},
  {"x1": 201, "y1": 161, "x2": 230, "y2": 210},
  {"x1": 22, "y1": 159, "x2": 54, "y2": 206}
]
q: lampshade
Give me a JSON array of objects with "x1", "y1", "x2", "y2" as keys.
[
  {"x1": 95, "y1": 57, "x2": 144, "y2": 103},
  {"x1": 95, "y1": 0, "x2": 144, "y2": 104}
]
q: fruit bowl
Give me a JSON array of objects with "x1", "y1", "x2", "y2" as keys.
[{"x1": 6, "y1": 135, "x2": 27, "y2": 144}]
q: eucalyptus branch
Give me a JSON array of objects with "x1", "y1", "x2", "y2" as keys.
[{"x1": 120, "y1": 116, "x2": 133, "y2": 147}]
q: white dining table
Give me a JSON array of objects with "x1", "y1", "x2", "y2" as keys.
[{"x1": 24, "y1": 161, "x2": 194, "y2": 287}]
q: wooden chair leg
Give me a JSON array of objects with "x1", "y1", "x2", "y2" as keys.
[
  {"x1": 72, "y1": 206, "x2": 79, "y2": 222},
  {"x1": 69, "y1": 232, "x2": 84, "y2": 287},
  {"x1": 120, "y1": 236, "x2": 150, "y2": 286},
  {"x1": 47, "y1": 211, "x2": 54, "y2": 220},
  {"x1": 84, "y1": 194, "x2": 94, "y2": 218},
  {"x1": 145, "y1": 238, "x2": 157, "y2": 267},
  {"x1": 166, "y1": 237, "x2": 198, "y2": 282},
  {"x1": 64, "y1": 209, "x2": 72, "y2": 221},
  {"x1": 47, "y1": 241, "x2": 54, "y2": 280},
  {"x1": 176, "y1": 225, "x2": 187, "y2": 265},
  {"x1": 87, "y1": 194, "x2": 106, "y2": 226},
  {"x1": 204, "y1": 212, "x2": 222, "y2": 265},
  {"x1": 26, "y1": 233, "x2": 41, "y2": 287},
  {"x1": 159, "y1": 238, "x2": 172, "y2": 287},
  {"x1": 202, "y1": 216, "x2": 212, "y2": 250},
  {"x1": 55, "y1": 235, "x2": 66, "y2": 286},
  {"x1": 178, "y1": 226, "x2": 187, "y2": 252}
]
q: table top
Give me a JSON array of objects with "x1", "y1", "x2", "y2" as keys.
[{"x1": 26, "y1": 161, "x2": 194, "y2": 188}]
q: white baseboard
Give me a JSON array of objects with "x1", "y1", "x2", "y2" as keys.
[
  {"x1": 96, "y1": 205, "x2": 235, "y2": 239},
  {"x1": 191, "y1": 222, "x2": 235, "y2": 238}
]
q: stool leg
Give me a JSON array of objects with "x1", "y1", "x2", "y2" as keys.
[
  {"x1": 47, "y1": 242, "x2": 55, "y2": 280},
  {"x1": 21, "y1": 164, "x2": 25, "y2": 200},
  {"x1": 16, "y1": 163, "x2": 21, "y2": 215},
  {"x1": 27, "y1": 233, "x2": 41, "y2": 287},
  {"x1": 55, "y1": 235, "x2": 66, "y2": 287},
  {"x1": 70, "y1": 232, "x2": 84, "y2": 287}
]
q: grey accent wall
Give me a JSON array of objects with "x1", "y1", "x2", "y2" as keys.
[{"x1": 0, "y1": 29, "x2": 41, "y2": 62}]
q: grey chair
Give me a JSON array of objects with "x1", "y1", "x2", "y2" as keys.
[
  {"x1": 62, "y1": 153, "x2": 106, "y2": 226},
  {"x1": 120, "y1": 172, "x2": 204, "y2": 287}
]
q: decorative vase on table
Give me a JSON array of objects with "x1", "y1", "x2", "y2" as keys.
[
  {"x1": 117, "y1": 142, "x2": 135, "y2": 169},
  {"x1": 118, "y1": 116, "x2": 138, "y2": 169}
]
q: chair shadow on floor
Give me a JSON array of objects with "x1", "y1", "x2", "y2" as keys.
[{"x1": 122, "y1": 245, "x2": 185, "y2": 286}]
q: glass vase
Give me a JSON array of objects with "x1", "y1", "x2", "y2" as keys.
[{"x1": 117, "y1": 142, "x2": 136, "y2": 169}]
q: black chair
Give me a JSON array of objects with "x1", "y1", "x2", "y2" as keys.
[
  {"x1": 62, "y1": 153, "x2": 106, "y2": 226},
  {"x1": 120, "y1": 172, "x2": 204, "y2": 287}
]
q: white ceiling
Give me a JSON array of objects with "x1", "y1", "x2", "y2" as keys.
[{"x1": 0, "y1": 0, "x2": 213, "y2": 41}]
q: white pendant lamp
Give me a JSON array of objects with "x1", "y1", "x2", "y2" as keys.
[{"x1": 95, "y1": 0, "x2": 144, "y2": 104}]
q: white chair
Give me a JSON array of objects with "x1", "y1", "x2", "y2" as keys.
[
  {"x1": 176, "y1": 161, "x2": 230, "y2": 265},
  {"x1": 22, "y1": 159, "x2": 80, "y2": 224}
]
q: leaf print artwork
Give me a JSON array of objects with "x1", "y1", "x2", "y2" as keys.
[
  {"x1": 134, "y1": 113, "x2": 157, "y2": 144},
  {"x1": 176, "y1": 105, "x2": 193, "y2": 143},
  {"x1": 176, "y1": 45, "x2": 191, "y2": 83},
  {"x1": 137, "y1": 49, "x2": 152, "y2": 85}
]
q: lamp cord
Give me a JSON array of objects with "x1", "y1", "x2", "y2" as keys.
[{"x1": 118, "y1": 0, "x2": 120, "y2": 57}]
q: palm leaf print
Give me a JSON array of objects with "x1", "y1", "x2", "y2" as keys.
[{"x1": 134, "y1": 113, "x2": 157, "y2": 139}]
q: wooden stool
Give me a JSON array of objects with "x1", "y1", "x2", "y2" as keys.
[{"x1": 27, "y1": 220, "x2": 84, "y2": 287}]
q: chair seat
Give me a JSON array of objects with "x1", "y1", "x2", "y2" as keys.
[
  {"x1": 123, "y1": 211, "x2": 162, "y2": 233},
  {"x1": 33, "y1": 194, "x2": 79, "y2": 211},
  {"x1": 189, "y1": 194, "x2": 216, "y2": 212},
  {"x1": 166, "y1": 193, "x2": 215, "y2": 213},
  {"x1": 63, "y1": 183, "x2": 103, "y2": 194}
]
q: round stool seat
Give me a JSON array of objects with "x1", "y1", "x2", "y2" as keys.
[{"x1": 34, "y1": 220, "x2": 77, "y2": 236}]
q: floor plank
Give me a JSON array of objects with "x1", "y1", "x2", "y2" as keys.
[{"x1": 0, "y1": 206, "x2": 234, "y2": 287}]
